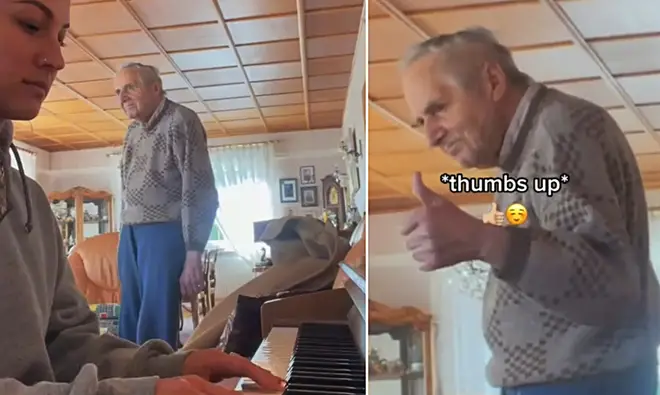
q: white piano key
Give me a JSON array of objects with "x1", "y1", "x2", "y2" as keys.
[{"x1": 236, "y1": 327, "x2": 299, "y2": 393}]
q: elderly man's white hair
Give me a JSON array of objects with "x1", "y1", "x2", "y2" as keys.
[
  {"x1": 119, "y1": 62, "x2": 164, "y2": 93},
  {"x1": 401, "y1": 27, "x2": 527, "y2": 89}
]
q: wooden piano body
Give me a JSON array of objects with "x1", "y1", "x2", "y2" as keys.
[
  {"x1": 236, "y1": 262, "x2": 366, "y2": 393},
  {"x1": 261, "y1": 262, "x2": 366, "y2": 355}
]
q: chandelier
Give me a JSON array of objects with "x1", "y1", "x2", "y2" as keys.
[{"x1": 449, "y1": 260, "x2": 490, "y2": 299}]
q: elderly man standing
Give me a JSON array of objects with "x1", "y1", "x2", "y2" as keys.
[
  {"x1": 400, "y1": 27, "x2": 659, "y2": 394},
  {"x1": 114, "y1": 63, "x2": 219, "y2": 349}
]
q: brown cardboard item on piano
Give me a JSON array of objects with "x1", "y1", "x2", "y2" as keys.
[{"x1": 182, "y1": 216, "x2": 351, "y2": 350}]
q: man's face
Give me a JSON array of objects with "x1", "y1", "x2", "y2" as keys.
[
  {"x1": 114, "y1": 68, "x2": 160, "y2": 121},
  {"x1": 0, "y1": 0, "x2": 69, "y2": 120},
  {"x1": 402, "y1": 53, "x2": 503, "y2": 169}
]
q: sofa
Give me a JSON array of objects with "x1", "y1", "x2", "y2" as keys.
[{"x1": 68, "y1": 232, "x2": 121, "y2": 304}]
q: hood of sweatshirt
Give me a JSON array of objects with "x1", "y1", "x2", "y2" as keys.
[{"x1": 0, "y1": 119, "x2": 32, "y2": 232}]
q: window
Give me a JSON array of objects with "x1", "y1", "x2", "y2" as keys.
[
  {"x1": 207, "y1": 142, "x2": 276, "y2": 258},
  {"x1": 208, "y1": 221, "x2": 225, "y2": 242}
]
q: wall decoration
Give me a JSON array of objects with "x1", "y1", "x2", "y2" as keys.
[
  {"x1": 340, "y1": 128, "x2": 362, "y2": 163},
  {"x1": 322, "y1": 175, "x2": 346, "y2": 228},
  {"x1": 300, "y1": 186, "x2": 319, "y2": 207},
  {"x1": 279, "y1": 178, "x2": 298, "y2": 203},
  {"x1": 299, "y1": 165, "x2": 316, "y2": 185}
]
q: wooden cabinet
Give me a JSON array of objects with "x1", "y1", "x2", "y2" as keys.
[
  {"x1": 48, "y1": 187, "x2": 114, "y2": 252},
  {"x1": 369, "y1": 300, "x2": 435, "y2": 395}
]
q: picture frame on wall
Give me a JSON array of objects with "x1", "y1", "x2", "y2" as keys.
[
  {"x1": 299, "y1": 165, "x2": 316, "y2": 185},
  {"x1": 279, "y1": 178, "x2": 298, "y2": 203},
  {"x1": 300, "y1": 185, "x2": 319, "y2": 207}
]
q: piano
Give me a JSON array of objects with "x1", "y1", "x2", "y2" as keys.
[{"x1": 236, "y1": 262, "x2": 366, "y2": 394}]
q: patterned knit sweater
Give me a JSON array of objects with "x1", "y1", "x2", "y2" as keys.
[
  {"x1": 484, "y1": 83, "x2": 660, "y2": 387},
  {"x1": 120, "y1": 99, "x2": 218, "y2": 251}
]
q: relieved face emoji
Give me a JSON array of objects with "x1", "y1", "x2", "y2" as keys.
[{"x1": 505, "y1": 203, "x2": 528, "y2": 226}]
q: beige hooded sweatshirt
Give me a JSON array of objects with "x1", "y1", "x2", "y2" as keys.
[{"x1": 0, "y1": 119, "x2": 188, "y2": 395}]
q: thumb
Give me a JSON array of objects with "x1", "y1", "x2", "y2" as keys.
[
  {"x1": 412, "y1": 172, "x2": 439, "y2": 205},
  {"x1": 490, "y1": 202, "x2": 498, "y2": 212}
]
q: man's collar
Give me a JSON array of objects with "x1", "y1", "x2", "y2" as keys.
[
  {"x1": 141, "y1": 97, "x2": 168, "y2": 130},
  {"x1": 497, "y1": 81, "x2": 545, "y2": 171}
]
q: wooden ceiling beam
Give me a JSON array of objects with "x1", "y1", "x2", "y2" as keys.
[
  {"x1": 117, "y1": 0, "x2": 228, "y2": 133},
  {"x1": 296, "y1": 0, "x2": 311, "y2": 129},
  {"x1": 53, "y1": 79, "x2": 125, "y2": 132},
  {"x1": 369, "y1": 167, "x2": 415, "y2": 198},
  {"x1": 372, "y1": 0, "x2": 429, "y2": 39},
  {"x1": 375, "y1": 0, "x2": 660, "y2": 150},
  {"x1": 541, "y1": 0, "x2": 660, "y2": 148},
  {"x1": 210, "y1": 0, "x2": 269, "y2": 132},
  {"x1": 368, "y1": 98, "x2": 424, "y2": 141},
  {"x1": 18, "y1": 123, "x2": 77, "y2": 150},
  {"x1": 61, "y1": 34, "x2": 128, "y2": 130},
  {"x1": 37, "y1": 106, "x2": 109, "y2": 145}
]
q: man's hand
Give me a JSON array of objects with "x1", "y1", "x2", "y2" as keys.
[
  {"x1": 482, "y1": 202, "x2": 504, "y2": 226},
  {"x1": 180, "y1": 251, "x2": 204, "y2": 301},
  {"x1": 401, "y1": 172, "x2": 488, "y2": 271}
]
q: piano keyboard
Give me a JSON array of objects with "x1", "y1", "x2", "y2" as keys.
[{"x1": 239, "y1": 323, "x2": 365, "y2": 394}]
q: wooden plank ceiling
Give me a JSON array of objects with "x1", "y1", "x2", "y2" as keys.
[
  {"x1": 13, "y1": 0, "x2": 363, "y2": 151},
  {"x1": 368, "y1": 0, "x2": 660, "y2": 214}
]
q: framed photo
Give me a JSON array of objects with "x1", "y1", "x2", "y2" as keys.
[
  {"x1": 300, "y1": 186, "x2": 319, "y2": 207},
  {"x1": 279, "y1": 178, "x2": 298, "y2": 203},
  {"x1": 299, "y1": 165, "x2": 316, "y2": 185}
]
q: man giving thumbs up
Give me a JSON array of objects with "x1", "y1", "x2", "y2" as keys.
[{"x1": 401, "y1": 172, "x2": 509, "y2": 272}]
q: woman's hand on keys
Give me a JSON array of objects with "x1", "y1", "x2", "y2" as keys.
[{"x1": 159, "y1": 349, "x2": 286, "y2": 394}]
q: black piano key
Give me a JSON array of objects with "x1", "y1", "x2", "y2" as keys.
[
  {"x1": 283, "y1": 323, "x2": 365, "y2": 394},
  {"x1": 286, "y1": 383, "x2": 365, "y2": 392},
  {"x1": 287, "y1": 374, "x2": 363, "y2": 386},
  {"x1": 288, "y1": 367, "x2": 364, "y2": 376},
  {"x1": 287, "y1": 367, "x2": 363, "y2": 377}
]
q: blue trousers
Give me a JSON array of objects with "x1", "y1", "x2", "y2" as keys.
[
  {"x1": 502, "y1": 357, "x2": 658, "y2": 395},
  {"x1": 118, "y1": 221, "x2": 185, "y2": 349}
]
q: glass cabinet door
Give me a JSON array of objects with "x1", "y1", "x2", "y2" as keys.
[
  {"x1": 82, "y1": 197, "x2": 110, "y2": 239},
  {"x1": 369, "y1": 325, "x2": 426, "y2": 395},
  {"x1": 50, "y1": 198, "x2": 77, "y2": 251}
]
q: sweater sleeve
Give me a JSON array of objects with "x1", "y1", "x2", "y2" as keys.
[
  {"x1": 494, "y1": 110, "x2": 643, "y2": 327},
  {"x1": 171, "y1": 113, "x2": 219, "y2": 252},
  {"x1": 0, "y1": 365, "x2": 156, "y2": 395},
  {"x1": 45, "y1": 207, "x2": 190, "y2": 385}
]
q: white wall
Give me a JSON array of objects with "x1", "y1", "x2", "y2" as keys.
[
  {"x1": 368, "y1": 190, "x2": 660, "y2": 395},
  {"x1": 13, "y1": 140, "x2": 50, "y2": 186},
  {"x1": 341, "y1": 3, "x2": 366, "y2": 214}
]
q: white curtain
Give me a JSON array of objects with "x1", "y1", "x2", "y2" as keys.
[
  {"x1": 209, "y1": 142, "x2": 276, "y2": 260},
  {"x1": 10, "y1": 148, "x2": 37, "y2": 180},
  {"x1": 432, "y1": 209, "x2": 660, "y2": 395}
]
